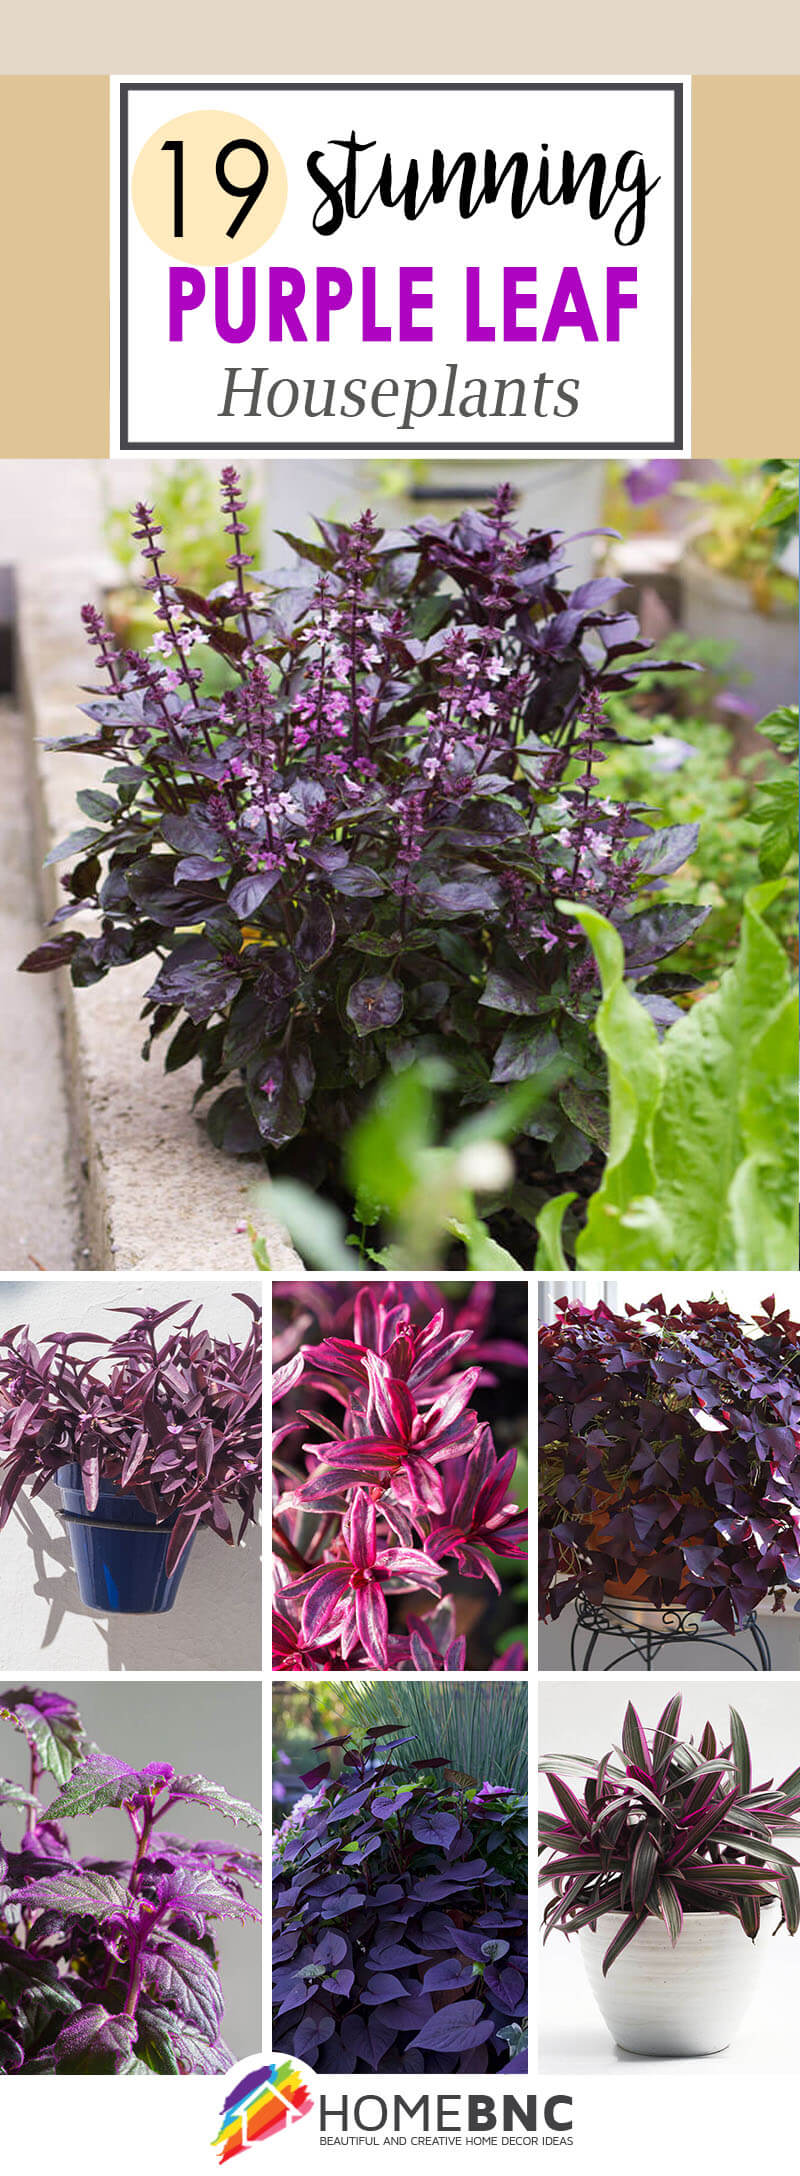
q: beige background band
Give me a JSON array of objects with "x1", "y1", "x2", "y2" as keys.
[{"x1": 0, "y1": 75, "x2": 797, "y2": 458}]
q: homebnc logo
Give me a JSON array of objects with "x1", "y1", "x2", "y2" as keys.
[
  {"x1": 212, "y1": 2054, "x2": 315, "y2": 2161},
  {"x1": 318, "y1": 2092, "x2": 574, "y2": 2139}
]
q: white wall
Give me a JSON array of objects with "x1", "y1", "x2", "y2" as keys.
[
  {"x1": 0, "y1": 1277, "x2": 262, "y2": 1674},
  {"x1": 0, "y1": 456, "x2": 605, "y2": 581}
]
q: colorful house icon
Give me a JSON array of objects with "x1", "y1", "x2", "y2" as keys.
[{"x1": 213, "y1": 2058, "x2": 314, "y2": 2162}]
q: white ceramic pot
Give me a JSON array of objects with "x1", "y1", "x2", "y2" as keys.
[{"x1": 579, "y1": 1911, "x2": 764, "y2": 2056}]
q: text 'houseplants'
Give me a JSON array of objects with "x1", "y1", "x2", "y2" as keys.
[
  {"x1": 539, "y1": 1291, "x2": 800, "y2": 1632},
  {"x1": 273, "y1": 1281, "x2": 527, "y2": 1671},
  {"x1": 20, "y1": 473, "x2": 706, "y2": 1236},
  {"x1": 0, "y1": 1686, "x2": 261, "y2": 2073},
  {"x1": 273, "y1": 1717, "x2": 528, "y2": 2073},
  {"x1": 539, "y1": 1696, "x2": 800, "y2": 2056},
  {"x1": 0, "y1": 1296, "x2": 262, "y2": 1610}
]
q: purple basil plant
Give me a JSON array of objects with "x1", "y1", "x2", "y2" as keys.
[
  {"x1": 272, "y1": 1282, "x2": 528, "y2": 1671},
  {"x1": 539, "y1": 1695, "x2": 800, "y2": 1975},
  {"x1": 273, "y1": 1718, "x2": 527, "y2": 2073},
  {"x1": 539, "y1": 1292, "x2": 800, "y2": 1632},
  {"x1": 20, "y1": 473, "x2": 705, "y2": 1226},
  {"x1": 0, "y1": 1686, "x2": 261, "y2": 2073},
  {"x1": 0, "y1": 1296, "x2": 262, "y2": 1574}
]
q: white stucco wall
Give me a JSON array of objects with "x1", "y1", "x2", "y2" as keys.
[{"x1": 0, "y1": 1276, "x2": 263, "y2": 1674}]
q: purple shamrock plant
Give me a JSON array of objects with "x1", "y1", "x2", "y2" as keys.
[
  {"x1": 272, "y1": 1282, "x2": 528, "y2": 1671},
  {"x1": 0, "y1": 1296, "x2": 262, "y2": 1576},
  {"x1": 0, "y1": 1686, "x2": 261, "y2": 2073},
  {"x1": 539, "y1": 1291, "x2": 800, "y2": 1632},
  {"x1": 539, "y1": 1695, "x2": 800, "y2": 1975},
  {"x1": 273, "y1": 1715, "x2": 527, "y2": 2073},
  {"x1": 20, "y1": 473, "x2": 706, "y2": 1236}
]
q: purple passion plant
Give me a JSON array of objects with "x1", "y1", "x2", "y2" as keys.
[
  {"x1": 0, "y1": 1296, "x2": 261, "y2": 1574},
  {"x1": 20, "y1": 473, "x2": 705, "y2": 1214},
  {"x1": 0, "y1": 1686, "x2": 261, "y2": 2073},
  {"x1": 539, "y1": 1292, "x2": 800, "y2": 1633},
  {"x1": 539, "y1": 1695, "x2": 800, "y2": 1975},
  {"x1": 272, "y1": 1282, "x2": 527, "y2": 1671},
  {"x1": 273, "y1": 1723, "x2": 527, "y2": 2073}
]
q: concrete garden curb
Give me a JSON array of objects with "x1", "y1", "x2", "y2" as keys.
[{"x1": 17, "y1": 562, "x2": 302, "y2": 1271}]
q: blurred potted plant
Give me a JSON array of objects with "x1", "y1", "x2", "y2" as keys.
[
  {"x1": 540, "y1": 1696, "x2": 800, "y2": 2057},
  {"x1": 679, "y1": 460, "x2": 798, "y2": 719}
]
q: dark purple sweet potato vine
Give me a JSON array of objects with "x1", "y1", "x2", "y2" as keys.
[
  {"x1": 0, "y1": 1686, "x2": 261, "y2": 2074},
  {"x1": 20, "y1": 474, "x2": 705, "y2": 1224},
  {"x1": 0, "y1": 1296, "x2": 262, "y2": 1573},
  {"x1": 273, "y1": 1724, "x2": 528, "y2": 2074}
]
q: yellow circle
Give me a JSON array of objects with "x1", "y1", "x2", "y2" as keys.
[{"x1": 132, "y1": 108, "x2": 287, "y2": 266}]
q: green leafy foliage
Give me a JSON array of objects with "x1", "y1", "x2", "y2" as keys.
[
  {"x1": 341, "y1": 1682, "x2": 528, "y2": 1795},
  {"x1": 535, "y1": 883, "x2": 799, "y2": 1269}
]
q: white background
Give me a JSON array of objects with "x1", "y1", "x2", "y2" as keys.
[{"x1": 116, "y1": 77, "x2": 688, "y2": 454}]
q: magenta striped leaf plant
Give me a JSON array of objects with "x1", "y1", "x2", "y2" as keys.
[
  {"x1": 272, "y1": 1281, "x2": 527, "y2": 1671},
  {"x1": 539, "y1": 1696, "x2": 800, "y2": 1975}
]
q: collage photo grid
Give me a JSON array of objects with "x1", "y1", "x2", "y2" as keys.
[{"x1": 0, "y1": 449, "x2": 798, "y2": 2091}]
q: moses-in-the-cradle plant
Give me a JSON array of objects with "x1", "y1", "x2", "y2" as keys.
[
  {"x1": 0, "y1": 1686, "x2": 261, "y2": 2073},
  {"x1": 273, "y1": 1711, "x2": 528, "y2": 2073},
  {"x1": 20, "y1": 472, "x2": 706, "y2": 1236},
  {"x1": 0, "y1": 1295, "x2": 262, "y2": 1576},
  {"x1": 539, "y1": 1290, "x2": 800, "y2": 1632},
  {"x1": 539, "y1": 1695, "x2": 800, "y2": 1974},
  {"x1": 272, "y1": 1281, "x2": 527, "y2": 1671}
]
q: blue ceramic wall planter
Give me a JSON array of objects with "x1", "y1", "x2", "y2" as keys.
[{"x1": 56, "y1": 1464, "x2": 194, "y2": 1614}]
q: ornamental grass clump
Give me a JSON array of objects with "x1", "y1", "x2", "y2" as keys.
[
  {"x1": 0, "y1": 1296, "x2": 262, "y2": 1574},
  {"x1": 273, "y1": 1717, "x2": 528, "y2": 2073},
  {"x1": 0, "y1": 1686, "x2": 261, "y2": 2073},
  {"x1": 272, "y1": 1281, "x2": 527, "y2": 1671},
  {"x1": 539, "y1": 1695, "x2": 800, "y2": 1975},
  {"x1": 20, "y1": 473, "x2": 704, "y2": 1216},
  {"x1": 539, "y1": 1291, "x2": 800, "y2": 1632}
]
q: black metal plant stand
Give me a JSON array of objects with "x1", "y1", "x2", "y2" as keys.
[{"x1": 570, "y1": 1594, "x2": 772, "y2": 1673}]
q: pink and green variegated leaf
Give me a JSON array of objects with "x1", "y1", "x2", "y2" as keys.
[
  {"x1": 601, "y1": 1912, "x2": 643, "y2": 1977},
  {"x1": 545, "y1": 1772, "x2": 592, "y2": 1837},
  {"x1": 653, "y1": 1876, "x2": 683, "y2": 1944},
  {"x1": 365, "y1": 1352, "x2": 416, "y2": 1444},
  {"x1": 380, "y1": 1547, "x2": 445, "y2": 1588},
  {"x1": 354, "y1": 1581, "x2": 390, "y2": 1669},
  {"x1": 346, "y1": 1490, "x2": 377, "y2": 1571},
  {"x1": 299, "y1": 1569, "x2": 350, "y2": 1641},
  {"x1": 621, "y1": 1702, "x2": 654, "y2": 1779}
]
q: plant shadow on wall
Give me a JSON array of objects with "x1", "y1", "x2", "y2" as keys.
[
  {"x1": 0, "y1": 1686, "x2": 262, "y2": 2074},
  {"x1": 272, "y1": 1679, "x2": 528, "y2": 2074},
  {"x1": 538, "y1": 1695, "x2": 800, "y2": 2059},
  {"x1": 272, "y1": 1280, "x2": 528, "y2": 1671},
  {"x1": 0, "y1": 1297, "x2": 262, "y2": 1632},
  {"x1": 539, "y1": 1290, "x2": 800, "y2": 1636},
  {"x1": 18, "y1": 466, "x2": 797, "y2": 1270}
]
